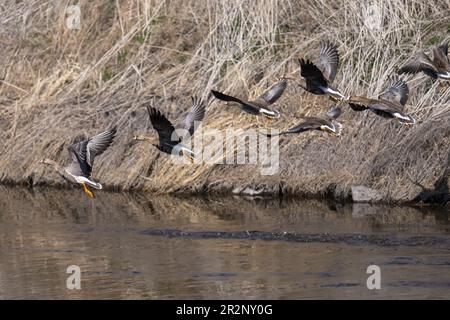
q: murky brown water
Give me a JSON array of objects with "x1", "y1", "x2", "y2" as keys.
[{"x1": 0, "y1": 186, "x2": 449, "y2": 299}]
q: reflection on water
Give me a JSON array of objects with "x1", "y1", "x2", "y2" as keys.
[{"x1": 0, "y1": 186, "x2": 449, "y2": 299}]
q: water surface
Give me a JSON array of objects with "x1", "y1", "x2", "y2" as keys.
[{"x1": 0, "y1": 187, "x2": 449, "y2": 299}]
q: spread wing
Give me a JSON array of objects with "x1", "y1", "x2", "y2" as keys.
[
  {"x1": 256, "y1": 80, "x2": 287, "y2": 105},
  {"x1": 369, "y1": 101, "x2": 402, "y2": 114},
  {"x1": 211, "y1": 90, "x2": 260, "y2": 114},
  {"x1": 86, "y1": 127, "x2": 117, "y2": 165},
  {"x1": 184, "y1": 96, "x2": 206, "y2": 137},
  {"x1": 378, "y1": 78, "x2": 409, "y2": 107},
  {"x1": 347, "y1": 96, "x2": 373, "y2": 111},
  {"x1": 432, "y1": 44, "x2": 450, "y2": 70},
  {"x1": 316, "y1": 41, "x2": 339, "y2": 83},
  {"x1": 66, "y1": 142, "x2": 89, "y2": 177},
  {"x1": 326, "y1": 106, "x2": 342, "y2": 120},
  {"x1": 438, "y1": 43, "x2": 449, "y2": 57},
  {"x1": 147, "y1": 106, "x2": 181, "y2": 147},
  {"x1": 299, "y1": 58, "x2": 328, "y2": 88},
  {"x1": 398, "y1": 52, "x2": 438, "y2": 78},
  {"x1": 282, "y1": 117, "x2": 324, "y2": 134},
  {"x1": 66, "y1": 127, "x2": 116, "y2": 177}
]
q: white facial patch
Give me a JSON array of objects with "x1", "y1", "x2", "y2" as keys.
[{"x1": 73, "y1": 175, "x2": 103, "y2": 189}]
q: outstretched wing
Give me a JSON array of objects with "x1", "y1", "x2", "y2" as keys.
[
  {"x1": 256, "y1": 80, "x2": 287, "y2": 106},
  {"x1": 432, "y1": 44, "x2": 450, "y2": 70},
  {"x1": 66, "y1": 142, "x2": 89, "y2": 177},
  {"x1": 299, "y1": 58, "x2": 328, "y2": 88},
  {"x1": 378, "y1": 78, "x2": 409, "y2": 107},
  {"x1": 347, "y1": 96, "x2": 373, "y2": 111},
  {"x1": 147, "y1": 106, "x2": 181, "y2": 147},
  {"x1": 184, "y1": 96, "x2": 206, "y2": 137},
  {"x1": 370, "y1": 101, "x2": 402, "y2": 114},
  {"x1": 316, "y1": 41, "x2": 339, "y2": 83},
  {"x1": 283, "y1": 117, "x2": 323, "y2": 135},
  {"x1": 211, "y1": 90, "x2": 260, "y2": 114},
  {"x1": 86, "y1": 127, "x2": 117, "y2": 166},
  {"x1": 438, "y1": 43, "x2": 448, "y2": 57},
  {"x1": 326, "y1": 106, "x2": 342, "y2": 120},
  {"x1": 67, "y1": 127, "x2": 116, "y2": 177},
  {"x1": 398, "y1": 52, "x2": 438, "y2": 78}
]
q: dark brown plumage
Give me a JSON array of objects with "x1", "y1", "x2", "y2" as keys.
[
  {"x1": 38, "y1": 127, "x2": 117, "y2": 197},
  {"x1": 211, "y1": 80, "x2": 287, "y2": 119},
  {"x1": 183, "y1": 96, "x2": 207, "y2": 137},
  {"x1": 398, "y1": 43, "x2": 450, "y2": 80},
  {"x1": 134, "y1": 96, "x2": 207, "y2": 161},
  {"x1": 146, "y1": 106, "x2": 182, "y2": 154},
  {"x1": 67, "y1": 127, "x2": 117, "y2": 178},
  {"x1": 299, "y1": 41, "x2": 346, "y2": 101},
  {"x1": 348, "y1": 78, "x2": 415, "y2": 125},
  {"x1": 267, "y1": 105, "x2": 342, "y2": 137}
]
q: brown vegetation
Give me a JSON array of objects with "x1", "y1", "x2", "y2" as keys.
[{"x1": 0, "y1": 0, "x2": 449, "y2": 202}]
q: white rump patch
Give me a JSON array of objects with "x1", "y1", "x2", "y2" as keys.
[{"x1": 74, "y1": 176, "x2": 103, "y2": 189}]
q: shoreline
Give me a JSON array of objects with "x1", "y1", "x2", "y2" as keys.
[{"x1": 1, "y1": 181, "x2": 448, "y2": 207}]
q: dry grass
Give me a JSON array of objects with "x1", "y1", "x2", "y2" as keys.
[{"x1": 0, "y1": 0, "x2": 449, "y2": 202}]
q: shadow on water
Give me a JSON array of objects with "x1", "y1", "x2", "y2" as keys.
[
  {"x1": 1, "y1": 186, "x2": 448, "y2": 233},
  {"x1": 0, "y1": 186, "x2": 449, "y2": 299},
  {"x1": 413, "y1": 150, "x2": 450, "y2": 206}
]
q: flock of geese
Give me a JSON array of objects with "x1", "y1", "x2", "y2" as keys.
[{"x1": 39, "y1": 41, "x2": 450, "y2": 198}]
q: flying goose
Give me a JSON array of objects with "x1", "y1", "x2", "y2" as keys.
[
  {"x1": 211, "y1": 79, "x2": 287, "y2": 119},
  {"x1": 266, "y1": 105, "x2": 342, "y2": 137},
  {"x1": 299, "y1": 41, "x2": 346, "y2": 101},
  {"x1": 133, "y1": 97, "x2": 206, "y2": 161},
  {"x1": 347, "y1": 78, "x2": 416, "y2": 125},
  {"x1": 398, "y1": 43, "x2": 450, "y2": 80},
  {"x1": 38, "y1": 127, "x2": 117, "y2": 198}
]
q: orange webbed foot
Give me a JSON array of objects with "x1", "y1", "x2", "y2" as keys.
[{"x1": 82, "y1": 183, "x2": 95, "y2": 198}]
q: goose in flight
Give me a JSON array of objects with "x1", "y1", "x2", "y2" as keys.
[
  {"x1": 347, "y1": 77, "x2": 415, "y2": 125},
  {"x1": 211, "y1": 79, "x2": 287, "y2": 119},
  {"x1": 266, "y1": 105, "x2": 342, "y2": 137},
  {"x1": 299, "y1": 41, "x2": 346, "y2": 101},
  {"x1": 133, "y1": 97, "x2": 206, "y2": 161},
  {"x1": 38, "y1": 127, "x2": 117, "y2": 198},
  {"x1": 398, "y1": 43, "x2": 450, "y2": 80}
]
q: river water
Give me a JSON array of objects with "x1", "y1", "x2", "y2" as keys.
[{"x1": 0, "y1": 186, "x2": 449, "y2": 299}]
